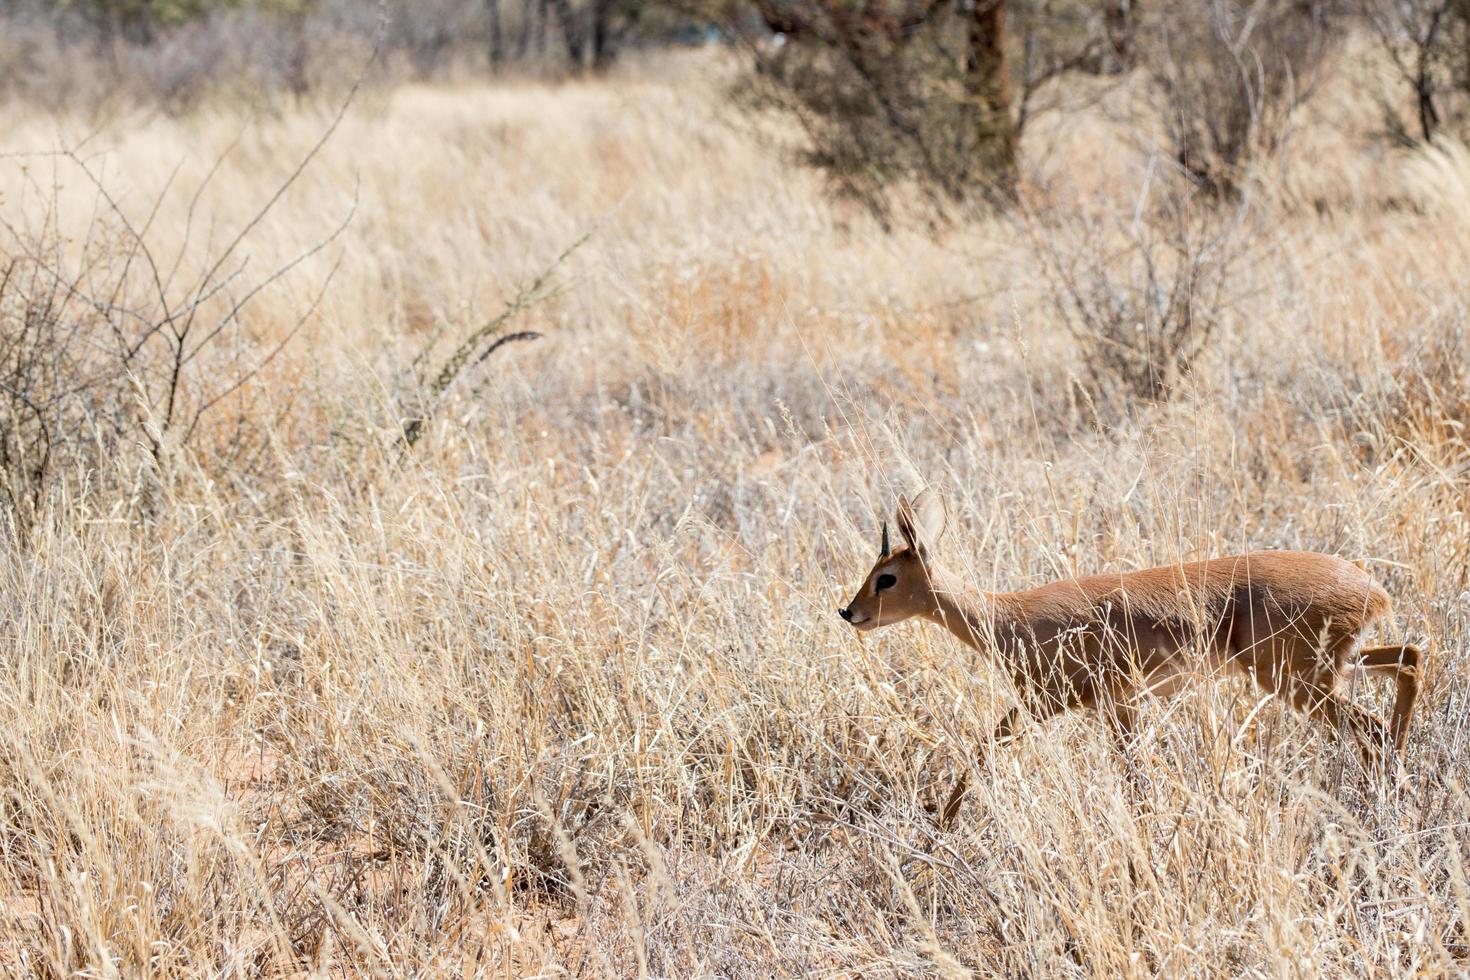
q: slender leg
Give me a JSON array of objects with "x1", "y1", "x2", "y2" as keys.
[
  {"x1": 939, "y1": 699, "x2": 1076, "y2": 829},
  {"x1": 937, "y1": 769, "x2": 968, "y2": 829},
  {"x1": 1098, "y1": 696, "x2": 1140, "y2": 751},
  {"x1": 988, "y1": 706, "x2": 1024, "y2": 746},
  {"x1": 1286, "y1": 679, "x2": 1391, "y2": 770},
  {"x1": 938, "y1": 708, "x2": 1021, "y2": 828},
  {"x1": 1093, "y1": 692, "x2": 1147, "y2": 796},
  {"x1": 1101, "y1": 696, "x2": 1148, "y2": 889},
  {"x1": 1357, "y1": 643, "x2": 1423, "y2": 751}
]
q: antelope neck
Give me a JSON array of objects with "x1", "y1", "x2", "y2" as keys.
[{"x1": 924, "y1": 563, "x2": 997, "y2": 652}]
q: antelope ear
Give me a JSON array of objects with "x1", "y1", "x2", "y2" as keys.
[
  {"x1": 896, "y1": 489, "x2": 947, "y2": 553},
  {"x1": 895, "y1": 495, "x2": 911, "y2": 548}
]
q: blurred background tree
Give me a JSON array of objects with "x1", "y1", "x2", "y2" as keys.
[
  {"x1": 703, "y1": 0, "x2": 1135, "y2": 214},
  {"x1": 1360, "y1": 0, "x2": 1470, "y2": 144},
  {"x1": 728, "y1": 0, "x2": 1026, "y2": 211},
  {"x1": 66, "y1": 0, "x2": 231, "y2": 44}
]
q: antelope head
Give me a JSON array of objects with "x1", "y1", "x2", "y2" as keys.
[{"x1": 838, "y1": 488, "x2": 948, "y2": 631}]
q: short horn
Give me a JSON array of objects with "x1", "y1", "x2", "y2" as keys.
[{"x1": 880, "y1": 522, "x2": 890, "y2": 557}]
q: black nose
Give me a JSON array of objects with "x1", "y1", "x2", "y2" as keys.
[{"x1": 838, "y1": 607, "x2": 853, "y2": 622}]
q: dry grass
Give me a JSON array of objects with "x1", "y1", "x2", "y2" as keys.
[{"x1": 1, "y1": 48, "x2": 1470, "y2": 977}]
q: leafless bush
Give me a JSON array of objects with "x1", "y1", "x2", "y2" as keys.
[
  {"x1": 0, "y1": 120, "x2": 350, "y2": 540},
  {"x1": 1141, "y1": 0, "x2": 1341, "y2": 196},
  {"x1": 1027, "y1": 174, "x2": 1251, "y2": 404},
  {"x1": 0, "y1": 3, "x2": 374, "y2": 110},
  {"x1": 0, "y1": 254, "x2": 126, "y2": 534}
]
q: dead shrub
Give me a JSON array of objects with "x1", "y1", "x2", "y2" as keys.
[
  {"x1": 1026, "y1": 176, "x2": 1251, "y2": 405},
  {"x1": 0, "y1": 255, "x2": 128, "y2": 534},
  {"x1": 0, "y1": 119, "x2": 351, "y2": 540},
  {"x1": 1141, "y1": 0, "x2": 1340, "y2": 196}
]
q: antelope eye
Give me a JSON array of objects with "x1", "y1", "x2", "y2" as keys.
[{"x1": 875, "y1": 573, "x2": 897, "y2": 592}]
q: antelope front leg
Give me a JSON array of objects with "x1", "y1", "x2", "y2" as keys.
[
  {"x1": 1096, "y1": 694, "x2": 1148, "y2": 794},
  {"x1": 1357, "y1": 643, "x2": 1424, "y2": 752},
  {"x1": 938, "y1": 706, "x2": 1035, "y2": 828},
  {"x1": 1096, "y1": 695, "x2": 1140, "y2": 752},
  {"x1": 986, "y1": 707, "x2": 1024, "y2": 749}
]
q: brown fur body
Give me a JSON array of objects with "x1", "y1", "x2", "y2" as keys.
[{"x1": 972, "y1": 552, "x2": 1387, "y2": 714}]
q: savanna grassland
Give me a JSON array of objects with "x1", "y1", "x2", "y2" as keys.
[{"x1": 2, "y1": 40, "x2": 1470, "y2": 977}]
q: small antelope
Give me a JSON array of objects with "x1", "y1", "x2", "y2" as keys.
[{"x1": 838, "y1": 489, "x2": 1423, "y2": 770}]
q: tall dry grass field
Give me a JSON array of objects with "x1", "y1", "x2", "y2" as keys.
[{"x1": 1, "y1": 48, "x2": 1470, "y2": 976}]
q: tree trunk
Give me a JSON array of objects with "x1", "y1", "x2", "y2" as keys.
[
  {"x1": 549, "y1": 0, "x2": 586, "y2": 69},
  {"x1": 965, "y1": 0, "x2": 1017, "y2": 199},
  {"x1": 1103, "y1": 0, "x2": 1135, "y2": 72},
  {"x1": 1416, "y1": 1, "x2": 1449, "y2": 142},
  {"x1": 516, "y1": 0, "x2": 532, "y2": 57},
  {"x1": 285, "y1": 11, "x2": 311, "y2": 97},
  {"x1": 590, "y1": 0, "x2": 615, "y2": 73},
  {"x1": 488, "y1": 0, "x2": 504, "y2": 67}
]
